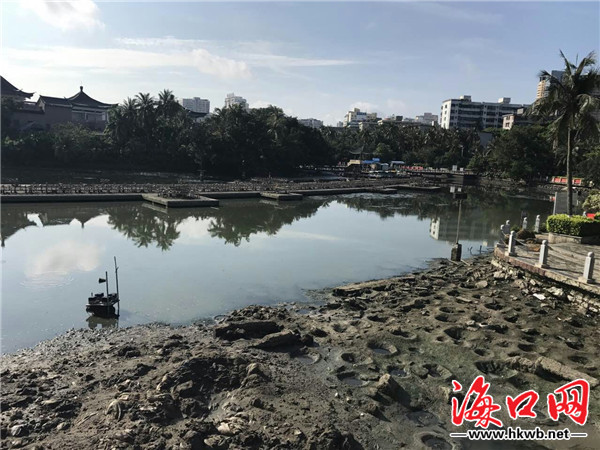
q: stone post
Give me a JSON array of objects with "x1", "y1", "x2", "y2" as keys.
[
  {"x1": 579, "y1": 252, "x2": 595, "y2": 284},
  {"x1": 506, "y1": 231, "x2": 517, "y2": 257},
  {"x1": 522, "y1": 217, "x2": 528, "y2": 230},
  {"x1": 536, "y1": 240, "x2": 549, "y2": 268},
  {"x1": 501, "y1": 220, "x2": 510, "y2": 235},
  {"x1": 534, "y1": 215, "x2": 541, "y2": 233}
]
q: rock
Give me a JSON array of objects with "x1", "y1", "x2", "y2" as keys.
[
  {"x1": 10, "y1": 424, "x2": 28, "y2": 437},
  {"x1": 310, "y1": 327, "x2": 328, "y2": 337},
  {"x1": 534, "y1": 357, "x2": 598, "y2": 388},
  {"x1": 362, "y1": 401, "x2": 380, "y2": 417},
  {"x1": 475, "y1": 280, "x2": 489, "y2": 289},
  {"x1": 493, "y1": 271, "x2": 505, "y2": 280},
  {"x1": 253, "y1": 330, "x2": 301, "y2": 349},
  {"x1": 546, "y1": 287, "x2": 566, "y2": 300},
  {"x1": 174, "y1": 380, "x2": 196, "y2": 398},
  {"x1": 533, "y1": 293, "x2": 546, "y2": 301},
  {"x1": 214, "y1": 320, "x2": 281, "y2": 341}
]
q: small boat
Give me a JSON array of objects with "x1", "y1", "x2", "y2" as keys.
[{"x1": 86, "y1": 257, "x2": 120, "y2": 318}]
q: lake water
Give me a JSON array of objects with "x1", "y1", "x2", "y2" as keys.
[{"x1": 1, "y1": 191, "x2": 552, "y2": 353}]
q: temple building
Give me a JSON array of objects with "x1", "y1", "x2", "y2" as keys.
[
  {"x1": 1, "y1": 76, "x2": 115, "y2": 131},
  {"x1": 1, "y1": 76, "x2": 34, "y2": 101},
  {"x1": 37, "y1": 86, "x2": 115, "y2": 131}
]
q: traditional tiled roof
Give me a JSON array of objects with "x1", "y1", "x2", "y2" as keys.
[
  {"x1": 67, "y1": 86, "x2": 114, "y2": 109},
  {"x1": 38, "y1": 95, "x2": 72, "y2": 107},
  {"x1": 1, "y1": 76, "x2": 34, "y2": 98}
]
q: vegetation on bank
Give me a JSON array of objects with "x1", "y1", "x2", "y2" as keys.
[
  {"x1": 546, "y1": 214, "x2": 600, "y2": 237},
  {"x1": 2, "y1": 52, "x2": 598, "y2": 184}
]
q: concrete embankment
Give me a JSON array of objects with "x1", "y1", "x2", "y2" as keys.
[
  {"x1": 1, "y1": 183, "x2": 442, "y2": 207},
  {"x1": 2, "y1": 255, "x2": 598, "y2": 449}
]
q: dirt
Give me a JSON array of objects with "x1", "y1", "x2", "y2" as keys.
[{"x1": 1, "y1": 255, "x2": 599, "y2": 450}]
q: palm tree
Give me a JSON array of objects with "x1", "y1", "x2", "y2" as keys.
[{"x1": 530, "y1": 51, "x2": 600, "y2": 215}]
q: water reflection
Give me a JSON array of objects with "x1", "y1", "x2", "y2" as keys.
[
  {"x1": 1, "y1": 191, "x2": 554, "y2": 353},
  {"x1": 0, "y1": 191, "x2": 551, "y2": 251},
  {"x1": 86, "y1": 315, "x2": 119, "y2": 330}
]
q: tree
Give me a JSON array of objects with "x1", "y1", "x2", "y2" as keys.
[{"x1": 530, "y1": 51, "x2": 600, "y2": 215}]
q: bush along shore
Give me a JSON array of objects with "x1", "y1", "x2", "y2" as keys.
[{"x1": 1, "y1": 255, "x2": 599, "y2": 450}]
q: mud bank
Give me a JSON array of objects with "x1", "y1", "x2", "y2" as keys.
[{"x1": 1, "y1": 256, "x2": 599, "y2": 450}]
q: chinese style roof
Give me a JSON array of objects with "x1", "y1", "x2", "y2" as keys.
[
  {"x1": 67, "y1": 86, "x2": 114, "y2": 109},
  {"x1": 38, "y1": 86, "x2": 116, "y2": 110},
  {"x1": 1, "y1": 76, "x2": 34, "y2": 98}
]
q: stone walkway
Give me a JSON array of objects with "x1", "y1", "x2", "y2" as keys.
[{"x1": 494, "y1": 240, "x2": 600, "y2": 297}]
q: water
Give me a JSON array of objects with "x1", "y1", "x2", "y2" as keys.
[{"x1": 1, "y1": 191, "x2": 552, "y2": 353}]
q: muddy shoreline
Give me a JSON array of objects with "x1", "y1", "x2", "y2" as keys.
[{"x1": 2, "y1": 255, "x2": 599, "y2": 449}]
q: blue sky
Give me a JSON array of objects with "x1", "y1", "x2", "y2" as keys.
[{"x1": 2, "y1": 1, "x2": 599, "y2": 125}]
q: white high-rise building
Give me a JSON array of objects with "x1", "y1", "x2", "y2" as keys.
[
  {"x1": 298, "y1": 118, "x2": 323, "y2": 129},
  {"x1": 343, "y1": 108, "x2": 378, "y2": 128},
  {"x1": 224, "y1": 93, "x2": 249, "y2": 111},
  {"x1": 179, "y1": 97, "x2": 210, "y2": 114},
  {"x1": 440, "y1": 95, "x2": 529, "y2": 129}
]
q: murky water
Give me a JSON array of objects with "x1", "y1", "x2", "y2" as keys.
[{"x1": 1, "y1": 191, "x2": 552, "y2": 353}]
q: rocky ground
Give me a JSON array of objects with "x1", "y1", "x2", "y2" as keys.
[{"x1": 1, "y1": 255, "x2": 599, "y2": 450}]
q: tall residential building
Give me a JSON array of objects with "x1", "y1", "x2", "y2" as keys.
[
  {"x1": 224, "y1": 92, "x2": 249, "y2": 111},
  {"x1": 298, "y1": 118, "x2": 323, "y2": 129},
  {"x1": 343, "y1": 108, "x2": 378, "y2": 128},
  {"x1": 536, "y1": 70, "x2": 565, "y2": 100},
  {"x1": 179, "y1": 97, "x2": 210, "y2": 114},
  {"x1": 415, "y1": 112, "x2": 438, "y2": 126},
  {"x1": 440, "y1": 95, "x2": 529, "y2": 129}
]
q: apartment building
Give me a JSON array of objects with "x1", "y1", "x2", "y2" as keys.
[{"x1": 440, "y1": 95, "x2": 529, "y2": 129}]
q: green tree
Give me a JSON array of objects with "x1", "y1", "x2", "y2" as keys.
[{"x1": 530, "y1": 51, "x2": 600, "y2": 215}]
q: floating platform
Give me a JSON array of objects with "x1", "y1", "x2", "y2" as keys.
[
  {"x1": 389, "y1": 185, "x2": 442, "y2": 192},
  {"x1": 260, "y1": 192, "x2": 303, "y2": 201},
  {"x1": 290, "y1": 187, "x2": 368, "y2": 196},
  {"x1": 0, "y1": 193, "x2": 143, "y2": 203},
  {"x1": 371, "y1": 188, "x2": 398, "y2": 194},
  {"x1": 142, "y1": 194, "x2": 219, "y2": 208}
]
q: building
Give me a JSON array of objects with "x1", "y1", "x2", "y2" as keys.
[
  {"x1": 536, "y1": 70, "x2": 565, "y2": 100},
  {"x1": 415, "y1": 112, "x2": 438, "y2": 126},
  {"x1": 2, "y1": 78, "x2": 115, "y2": 131},
  {"x1": 440, "y1": 95, "x2": 529, "y2": 129},
  {"x1": 37, "y1": 86, "x2": 115, "y2": 131},
  {"x1": 1, "y1": 76, "x2": 34, "y2": 102},
  {"x1": 298, "y1": 118, "x2": 323, "y2": 129},
  {"x1": 502, "y1": 107, "x2": 543, "y2": 130},
  {"x1": 343, "y1": 108, "x2": 378, "y2": 128},
  {"x1": 224, "y1": 93, "x2": 248, "y2": 111},
  {"x1": 179, "y1": 97, "x2": 210, "y2": 114}
]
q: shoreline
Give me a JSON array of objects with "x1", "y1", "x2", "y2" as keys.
[{"x1": 2, "y1": 255, "x2": 599, "y2": 449}]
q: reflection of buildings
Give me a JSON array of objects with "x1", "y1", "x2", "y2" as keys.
[{"x1": 429, "y1": 217, "x2": 495, "y2": 246}]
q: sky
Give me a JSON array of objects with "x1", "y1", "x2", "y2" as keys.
[{"x1": 2, "y1": 1, "x2": 599, "y2": 125}]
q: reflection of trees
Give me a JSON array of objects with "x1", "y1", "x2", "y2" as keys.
[
  {"x1": 1, "y1": 191, "x2": 553, "y2": 251},
  {"x1": 107, "y1": 204, "x2": 184, "y2": 251},
  {"x1": 205, "y1": 200, "x2": 323, "y2": 246},
  {"x1": 337, "y1": 193, "x2": 451, "y2": 220},
  {"x1": 106, "y1": 200, "x2": 323, "y2": 249}
]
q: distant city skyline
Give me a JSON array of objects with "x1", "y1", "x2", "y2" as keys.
[{"x1": 2, "y1": 1, "x2": 598, "y2": 125}]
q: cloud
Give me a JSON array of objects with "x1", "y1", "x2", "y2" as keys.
[
  {"x1": 191, "y1": 49, "x2": 251, "y2": 79},
  {"x1": 3, "y1": 46, "x2": 251, "y2": 80},
  {"x1": 20, "y1": 0, "x2": 104, "y2": 31}
]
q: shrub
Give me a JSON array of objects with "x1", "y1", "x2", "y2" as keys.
[
  {"x1": 511, "y1": 225, "x2": 521, "y2": 232},
  {"x1": 583, "y1": 190, "x2": 600, "y2": 214},
  {"x1": 546, "y1": 214, "x2": 600, "y2": 237},
  {"x1": 517, "y1": 229, "x2": 536, "y2": 240}
]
